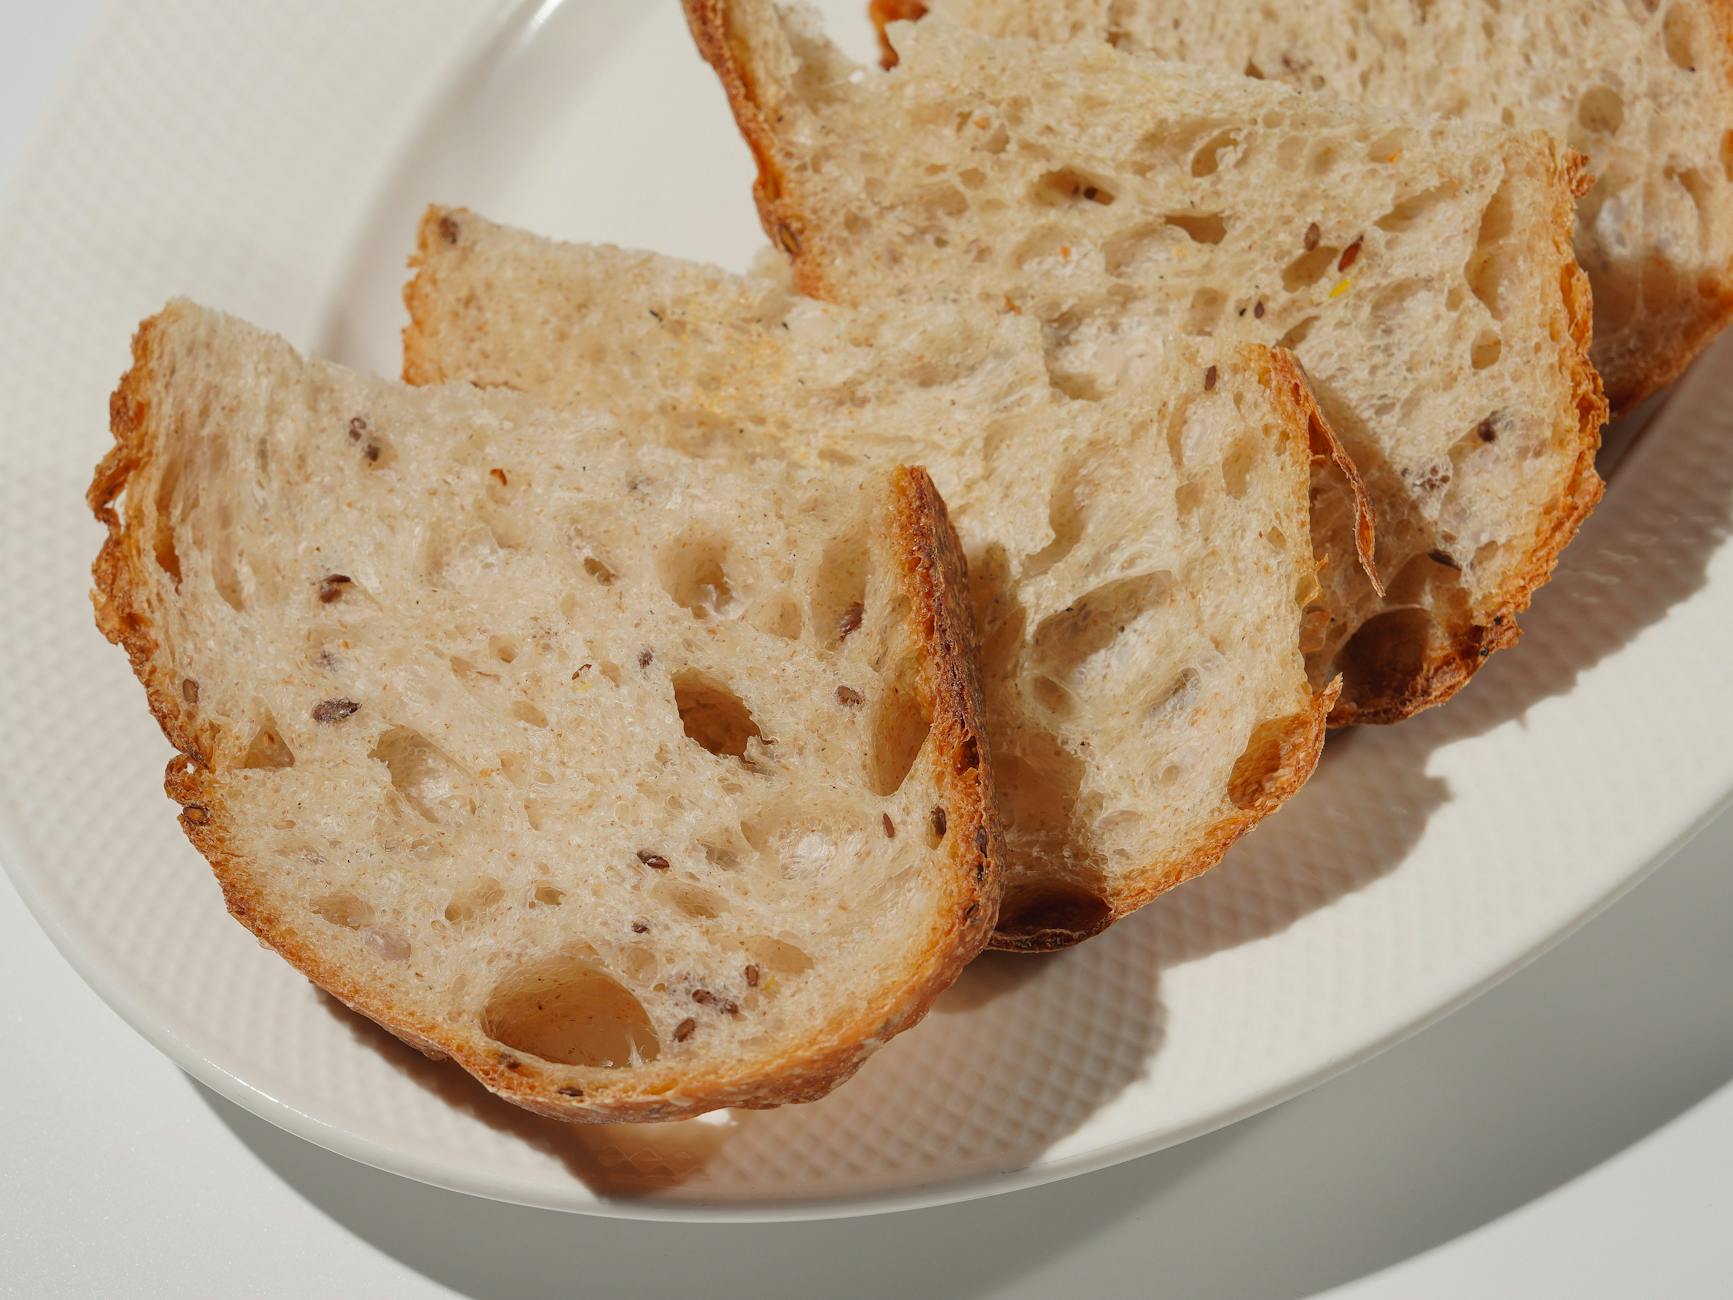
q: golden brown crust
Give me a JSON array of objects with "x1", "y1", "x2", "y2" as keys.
[
  {"x1": 1329, "y1": 145, "x2": 1606, "y2": 726},
  {"x1": 868, "y1": 0, "x2": 927, "y2": 67},
  {"x1": 684, "y1": 0, "x2": 839, "y2": 305},
  {"x1": 990, "y1": 345, "x2": 1335, "y2": 951},
  {"x1": 1269, "y1": 347, "x2": 1381, "y2": 596},
  {"x1": 91, "y1": 310, "x2": 1003, "y2": 1122}
]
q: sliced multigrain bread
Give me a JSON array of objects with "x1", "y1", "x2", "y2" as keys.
[
  {"x1": 888, "y1": 0, "x2": 1733, "y2": 413},
  {"x1": 89, "y1": 300, "x2": 1001, "y2": 1119},
  {"x1": 687, "y1": 0, "x2": 1607, "y2": 723},
  {"x1": 403, "y1": 207, "x2": 1333, "y2": 950}
]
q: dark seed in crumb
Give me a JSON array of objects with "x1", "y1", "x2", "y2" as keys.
[
  {"x1": 182, "y1": 804, "x2": 211, "y2": 826},
  {"x1": 437, "y1": 214, "x2": 460, "y2": 245},
  {"x1": 363, "y1": 442, "x2": 381, "y2": 463},
  {"x1": 558, "y1": 1085, "x2": 585, "y2": 1098},
  {"x1": 317, "y1": 574, "x2": 352, "y2": 603},
  {"x1": 631, "y1": 920, "x2": 649, "y2": 934},
  {"x1": 837, "y1": 602, "x2": 864, "y2": 640},
  {"x1": 835, "y1": 685, "x2": 864, "y2": 707},
  {"x1": 637, "y1": 648, "x2": 653, "y2": 668},
  {"x1": 963, "y1": 901, "x2": 980, "y2": 923},
  {"x1": 311, "y1": 697, "x2": 359, "y2": 723},
  {"x1": 1253, "y1": 300, "x2": 1266, "y2": 319},
  {"x1": 348, "y1": 416, "x2": 368, "y2": 442},
  {"x1": 648, "y1": 309, "x2": 663, "y2": 322},
  {"x1": 1478, "y1": 416, "x2": 1498, "y2": 443},
  {"x1": 775, "y1": 221, "x2": 801, "y2": 254},
  {"x1": 501, "y1": 1055, "x2": 523, "y2": 1071},
  {"x1": 1337, "y1": 238, "x2": 1362, "y2": 271},
  {"x1": 931, "y1": 806, "x2": 947, "y2": 839},
  {"x1": 674, "y1": 1017, "x2": 697, "y2": 1042},
  {"x1": 489, "y1": 467, "x2": 507, "y2": 486},
  {"x1": 975, "y1": 826, "x2": 989, "y2": 854},
  {"x1": 636, "y1": 850, "x2": 670, "y2": 870},
  {"x1": 744, "y1": 964, "x2": 760, "y2": 987},
  {"x1": 181, "y1": 677, "x2": 200, "y2": 704},
  {"x1": 722, "y1": 1000, "x2": 740, "y2": 1017},
  {"x1": 1304, "y1": 221, "x2": 1321, "y2": 250},
  {"x1": 1428, "y1": 549, "x2": 1460, "y2": 569},
  {"x1": 882, "y1": 813, "x2": 895, "y2": 839},
  {"x1": 691, "y1": 989, "x2": 715, "y2": 1005},
  {"x1": 1203, "y1": 365, "x2": 1218, "y2": 391}
]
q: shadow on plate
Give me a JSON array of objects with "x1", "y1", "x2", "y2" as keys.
[{"x1": 199, "y1": 817, "x2": 1733, "y2": 1300}]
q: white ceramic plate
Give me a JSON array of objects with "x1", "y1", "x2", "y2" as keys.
[{"x1": 3, "y1": 0, "x2": 1731, "y2": 1221}]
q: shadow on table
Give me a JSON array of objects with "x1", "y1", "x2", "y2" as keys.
[{"x1": 199, "y1": 812, "x2": 1733, "y2": 1299}]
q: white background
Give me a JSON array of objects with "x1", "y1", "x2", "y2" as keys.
[{"x1": 2, "y1": 4, "x2": 1729, "y2": 1297}]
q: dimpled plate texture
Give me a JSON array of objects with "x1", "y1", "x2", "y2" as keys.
[{"x1": 3, "y1": 0, "x2": 1732, "y2": 1221}]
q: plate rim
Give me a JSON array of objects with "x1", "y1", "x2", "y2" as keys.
[{"x1": 4, "y1": 0, "x2": 1733, "y2": 1222}]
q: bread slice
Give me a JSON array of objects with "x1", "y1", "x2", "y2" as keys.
[
  {"x1": 402, "y1": 206, "x2": 1333, "y2": 950},
  {"x1": 686, "y1": 0, "x2": 1607, "y2": 723},
  {"x1": 889, "y1": 0, "x2": 1733, "y2": 414},
  {"x1": 88, "y1": 300, "x2": 1002, "y2": 1120}
]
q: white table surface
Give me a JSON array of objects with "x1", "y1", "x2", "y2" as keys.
[{"x1": 3, "y1": 6, "x2": 1730, "y2": 1297}]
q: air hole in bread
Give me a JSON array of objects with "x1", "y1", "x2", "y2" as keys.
[
  {"x1": 1023, "y1": 467, "x2": 1085, "y2": 579},
  {"x1": 616, "y1": 945, "x2": 659, "y2": 986},
  {"x1": 488, "y1": 636, "x2": 518, "y2": 664},
  {"x1": 1379, "y1": 551, "x2": 1462, "y2": 610},
  {"x1": 240, "y1": 713, "x2": 295, "y2": 769},
  {"x1": 1227, "y1": 711, "x2": 1308, "y2": 809},
  {"x1": 370, "y1": 727, "x2": 474, "y2": 824},
  {"x1": 482, "y1": 955, "x2": 659, "y2": 1069},
  {"x1": 485, "y1": 512, "x2": 529, "y2": 551},
  {"x1": 583, "y1": 556, "x2": 616, "y2": 586},
  {"x1": 1366, "y1": 128, "x2": 1411, "y2": 163},
  {"x1": 210, "y1": 537, "x2": 247, "y2": 612},
  {"x1": 531, "y1": 882, "x2": 565, "y2": 907},
  {"x1": 996, "y1": 732, "x2": 1085, "y2": 853},
  {"x1": 658, "y1": 533, "x2": 734, "y2": 619},
  {"x1": 1034, "y1": 167, "x2": 1117, "y2": 206},
  {"x1": 673, "y1": 670, "x2": 762, "y2": 759},
  {"x1": 312, "y1": 890, "x2": 373, "y2": 929},
  {"x1": 1471, "y1": 330, "x2": 1503, "y2": 371},
  {"x1": 1221, "y1": 434, "x2": 1261, "y2": 499},
  {"x1": 524, "y1": 799, "x2": 554, "y2": 832},
  {"x1": 511, "y1": 699, "x2": 549, "y2": 728},
  {"x1": 1377, "y1": 182, "x2": 1457, "y2": 233},
  {"x1": 1186, "y1": 286, "x2": 1227, "y2": 331},
  {"x1": 811, "y1": 532, "x2": 870, "y2": 647},
  {"x1": 1274, "y1": 316, "x2": 1318, "y2": 352},
  {"x1": 151, "y1": 457, "x2": 184, "y2": 583},
  {"x1": 1466, "y1": 178, "x2": 1517, "y2": 321},
  {"x1": 1175, "y1": 480, "x2": 1204, "y2": 515},
  {"x1": 1030, "y1": 573, "x2": 1176, "y2": 690},
  {"x1": 1283, "y1": 243, "x2": 1342, "y2": 292},
  {"x1": 366, "y1": 928, "x2": 412, "y2": 962},
  {"x1": 744, "y1": 935, "x2": 813, "y2": 977},
  {"x1": 1577, "y1": 85, "x2": 1625, "y2": 135},
  {"x1": 1164, "y1": 212, "x2": 1227, "y2": 245},
  {"x1": 1335, "y1": 607, "x2": 1437, "y2": 716},
  {"x1": 1664, "y1": 4, "x2": 1698, "y2": 69},
  {"x1": 1103, "y1": 221, "x2": 1177, "y2": 278},
  {"x1": 1031, "y1": 674, "x2": 1071, "y2": 717},
  {"x1": 1308, "y1": 144, "x2": 1340, "y2": 176},
  {"x1": 1190, "y1": 128, "x2": 1240, "y2": 177},
  {"x1": 598, "y1": 661, "x2": 623, "y2": 687},
  {"x1": 868, "y1": 661, "x2": 932, "y2": 796},
  {"x1": 659, "y1": 880, "x2": 728, "y2": 920},
  {"x1": 1147, "y1": 667, "x2": 1202, "y2": 725},
  {"x1": 445, "y1": 876, "x2": 505, "y2": 924},
  {"x1": 752, "y1": 594, "x2": 804, "y2": 640}
]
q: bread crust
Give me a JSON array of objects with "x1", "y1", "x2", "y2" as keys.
[
  {"x1": 1329, "y1": 146, "x2": 1605, "y2": 726},
  {"x1": 91, "y1": 307, "x2": 1002, "y2": 1122},
  {"x1": 868, "y1": 0, "x2": 927, "y2": 67},
  {"x1": 761, "y1": 5, "x2": 1603, "y2": 726},
  {"x1": 991, "y1": 344, "x2": 1336, "y2": 951}
]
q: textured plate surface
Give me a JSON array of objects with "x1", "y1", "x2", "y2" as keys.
[{"x1": 2, "y1": 0, "x2": 1731, "y2": 1220}]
